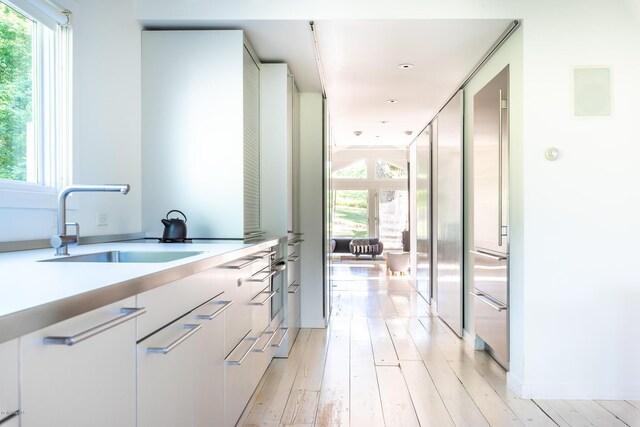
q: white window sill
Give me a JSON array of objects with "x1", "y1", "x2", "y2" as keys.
[{"x1": 0, "y1": 182, "x2": 58, "y2": 209}]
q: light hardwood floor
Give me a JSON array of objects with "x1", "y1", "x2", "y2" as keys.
[{"x1": 239, "y1": 261, "x2": 640, "y2": 427}]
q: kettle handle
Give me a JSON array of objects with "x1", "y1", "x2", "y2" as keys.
[{"x1": 166, "y1": 209, "x2": 187, "y2": 223}]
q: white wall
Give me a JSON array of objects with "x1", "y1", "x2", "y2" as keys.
[
  {"x1": 0, "y1": 0, "x2": 142, "y2": 243},
  {"x1": 299, "y1": 93, "x2": 325, "y2": 328},
  {"x1": 516, "y1": 1, "x2": 640, "y2": 399}
]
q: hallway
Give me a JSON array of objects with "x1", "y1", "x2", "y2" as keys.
[{"x1": 239, "y1": 262, "x2": 640, "y2": 426}]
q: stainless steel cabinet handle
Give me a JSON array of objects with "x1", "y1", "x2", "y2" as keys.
[
  {"x1": 250, "y1": 290, "x2": 277, "y2": 306},
  {"x1": 146, "y1": 324, "x2": 203, "y2": 354},
  {"x1": 272, "y1": 328, "x2": 289, "y2": 348},
  {"x1": 248, "y1": 269, "x2": 277, "y2": 283},
  {"x1": 43, "y1": 307, "x2": 146, "y2": 346},
  {"x1": 288, "y1": 239, "x2": 304, "y2": 246},
  {"x1": 287, "y1": 255, "x2": 300, "y2": 262},
  {"x1": 225, "y1": 337, "x2": 259, "y2": 365},
  {"x1": 469, "y1": 249, "x2": 507, "y2": 261},
  {"x1": 288, "y1": 284, "x2": 301, "y2": 294},
  {"x1": 253, "y1": 250, "x2": 276, "y2": 259},
  {"x1": 253, "y1": 330, "x2": 277, "y2": 353},
  {"x1": 220, "y1": 257, "x2": 258, "y2": 270},
  {"x1": 196, "y1": 300, "x2": 233, "y2": 320},
  {"x1": 470, "y1": 292, "x2": 507, "y2": 312}
]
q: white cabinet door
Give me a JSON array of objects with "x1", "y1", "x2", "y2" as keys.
[
  {"x1": 0, "y1": 339, "x2": 19, "y2": 426},
  {"x1": 137, "y1": 317, "x2": 204, "y2": 427},
  {"x1": 20, "y1": 297, "x2": 141, "y2": 427},
  {"x1": 191, "y1": 293, "x2": 231, "y2": 427}
]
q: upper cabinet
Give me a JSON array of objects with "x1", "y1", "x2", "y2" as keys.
[
  {"x1": 260, "y1": 64, "x2": 300, "y2": 236},
  {"x1": 141, "y1": 30, "x2": 261, "y2": 239}
]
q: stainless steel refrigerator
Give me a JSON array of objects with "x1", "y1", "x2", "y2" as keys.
[{"x1": 471, "y1": 65, "x2": 509, "y2": 369}]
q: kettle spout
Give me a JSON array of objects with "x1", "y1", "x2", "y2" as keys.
[{"x1": 161, "y1": 219, "x2": 171, "y2": 227}]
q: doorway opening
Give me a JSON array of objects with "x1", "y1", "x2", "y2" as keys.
[{"x1": 328, "y1": 145, "x2": 410, "y2": 288}]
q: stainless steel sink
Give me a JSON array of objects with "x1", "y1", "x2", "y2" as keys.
[{"x1": 40, "y1": 251, "x2": 205, "y2": 263}]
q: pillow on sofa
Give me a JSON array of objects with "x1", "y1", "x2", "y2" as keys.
[{"x1": 351, "y1": 238, "x2": 379, "y2": 246}]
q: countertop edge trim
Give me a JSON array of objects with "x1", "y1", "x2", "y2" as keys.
[{"x1": 0, "y1": 238, "x2": 280, "y2": 344}]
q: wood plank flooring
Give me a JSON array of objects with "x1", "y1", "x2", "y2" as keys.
[{"x1": 240, "y1": 262, "x2": 640, "y2": 427}]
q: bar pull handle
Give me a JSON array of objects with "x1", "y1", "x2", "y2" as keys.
[
  {"x1": 288, "y1": 239, "x2": 304, "y2": 246},
  {"x1": 288, "y1": 255, "x2": 300, "y2": 262},
  {"x1": 196, "y1": 300, "x2": 234, "y2": 320},
  {"x1": 250, "y1": 290, "x2": 277, "y2": 306},
  {"x1": 43, "y1": 307, "x2": 146, "y2": 346},
  {"x1": 146, "y1": 324, "x2": 203, "y2": 354},
  {"x1": 470, "y1": 292, "x2": 507, "y2": 312},
  {"x1": 248, "y1": 269, "x2": 277, "y2": 283},
  {"x1": 253, "y1": 331, "x2": 278, "y2": 353},
  {"x1": 220, "y1": 257, "x2": 258, "y2": 270},
  {"x1": 288, "y1": 283, "x2": 301, "y2": 294},
  {"x1": 253, "y1": 250, "x2": 276, "y2": 259},
  {"x1": 469, "y1": 249, "x2": 507, "y2": 261},
  {"x1": 272, "y1": 328, "x2": 289, "y2": 348},
  {"x1": 225, "y1": 337, "x2": 260, "y2": 365}
]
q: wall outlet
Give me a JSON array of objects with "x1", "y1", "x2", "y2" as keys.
[{"x1": 96, "y1": 213, "x2": 108, "y2": 227}]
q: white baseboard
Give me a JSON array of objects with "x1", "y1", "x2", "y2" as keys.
[
  {"x1": 518, "y1": 381, "x2": 640, "y2": 400},
  {"x1": 508, "y1": 373, "x2": 640, "y2": 399},
  {"x1": 506, "y1": 371, "x2": 523, "y2": 397}
]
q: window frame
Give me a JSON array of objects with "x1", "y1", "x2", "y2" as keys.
[{"x1": 0, "y1": 0, "x2": 71, "y2": 209}]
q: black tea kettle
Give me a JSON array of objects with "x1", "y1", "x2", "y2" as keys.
[{"x1": 161, "y1": 210, "x2": 188, "y2": 242}]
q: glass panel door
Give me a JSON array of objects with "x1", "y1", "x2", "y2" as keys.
[
  {"x1": 376, "y1": 189, "x2": 408, "y2": 251},
  {"x1": 332, "y1": 190, "x2": 369, "y2": 238}
]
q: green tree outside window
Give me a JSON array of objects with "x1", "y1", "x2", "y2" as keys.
[{"x1": 0, "y1": 3, "x2": 33, "y2": 181}]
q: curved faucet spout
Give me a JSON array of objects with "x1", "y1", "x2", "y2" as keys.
[{"x1": 52, "y1": 184, "x2": 130, "y2": 255}]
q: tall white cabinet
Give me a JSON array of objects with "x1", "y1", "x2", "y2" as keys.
[
  {"x1": 260, "y1": 63, "x2": 300, "y2": 236},
  {"x1": 141, "y1": 30, "x2": 262, "y2": 239},
  {"x1": 261, "y1": 64, "x2": 303, "y2": 355}
]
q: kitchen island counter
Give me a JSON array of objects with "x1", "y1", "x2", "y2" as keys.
[{"x1": 0, "y1": 238, "x2": 280, "y2": 344}]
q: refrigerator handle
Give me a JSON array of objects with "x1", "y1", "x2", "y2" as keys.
[
  {"x1": 498, "y1": 89, "x2": 504, "y2": 247},
  {"x1": 470, "y1": 291, "x2": 507, "y2": 312}
]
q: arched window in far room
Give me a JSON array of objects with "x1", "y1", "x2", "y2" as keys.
[
  {"x1": 332, "y1": 160, "x2": 367, "y2": 179},
  {"x1": 375, "y1": 160, "x2": 407, "y2": 179}
]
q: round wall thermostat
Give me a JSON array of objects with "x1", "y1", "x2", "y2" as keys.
[{"x1": 545, "y1": 147, "x2": 559, "y2": 161}]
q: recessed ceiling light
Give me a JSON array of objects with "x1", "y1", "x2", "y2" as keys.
[
  {"x1": 379, "y1": 120, "x2": 389, "y2": 124},
  {"x1": 386, "y1": 99, "x2": 399, "y2": 104},
  {"x1": 354, "y1": 130, "x2": 362, "y2": 136},
  {"x1": 398, "y1": 63, "x2": 414, "y2": 69},
  {"x1": 404, "y1": 130, "x2": 413, "y2": 136}
]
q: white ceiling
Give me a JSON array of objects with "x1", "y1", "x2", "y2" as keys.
[{"x1": 146, "y1": 19, "x2": 513, "y2": 146}]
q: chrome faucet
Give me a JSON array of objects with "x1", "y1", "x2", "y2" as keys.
[{"x1": 51, "y1": 184, "x2": 130, "y2": 255}]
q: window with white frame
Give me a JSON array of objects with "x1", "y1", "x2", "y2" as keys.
[{"x1": 0, "y1": 0, "x2": 71, "y2": 206}]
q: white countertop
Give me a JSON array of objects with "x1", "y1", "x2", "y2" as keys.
[{"x1": 0, "y1": 238, "x2": 279, "y2": 343}]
